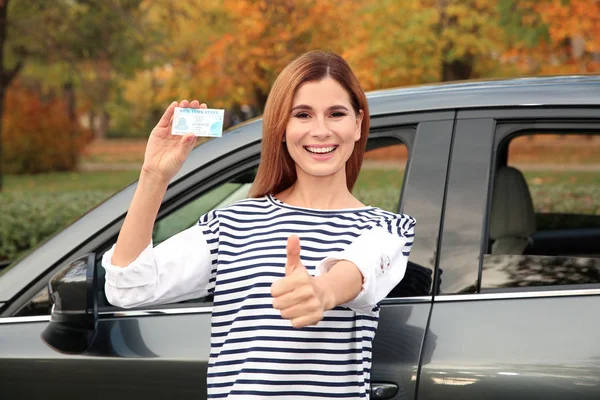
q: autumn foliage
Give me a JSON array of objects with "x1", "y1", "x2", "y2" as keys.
[
  {"x1": 121, "y1": 0, "x2": 600, "y2": 127},
  {"x1": 3, "y1": 0, "x2": 600, "y2": 175},
  {"x1": 3, "y1": 83, "x2": 91, "y2": 174},
  {"x1": 502, "y1": 0, "x2": 600, "y2": 74}
]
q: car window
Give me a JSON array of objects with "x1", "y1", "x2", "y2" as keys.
[
  {"x1": 482, "y1": 132, "x2": 600, "y2": 290},
  {"x1": 356, "y1": 140, "x2": 429, "y2": 299},
  {"x1": 12, "y1": 286, "x2": 51, "y2": 317},
  {"x1": 354, "y1": 142, "x2": 407, "y2": 213},
  {"x1": 153, "y1": 182, "x2": 253, "y2": 245}
]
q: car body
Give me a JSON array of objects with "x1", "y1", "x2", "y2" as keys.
[{"x1": 1, "y1": 76, "x2": 600, "y2": 400}]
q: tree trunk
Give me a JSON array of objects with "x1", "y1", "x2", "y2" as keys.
[
  {"x1": 97, "y1": 109, "x2": 109, "y2": 139},
  {"x1": 88, "y1": 110, "x2": 97, "y2": 137},
  {"x1": 0, "y1": 84, "x2": 4, "y2": 191},
  {"x1": 63, "y1": 81, "x2": 76, "y2": 122},
  {"x1": 442, "y1": 58, "x2": 474, "y2": 82},
  {"x1": 437, "y1": 0, "x2": 475, "y2": 83},
  {"x1": 0, "y1": 0, "x2": 23, "y2": 192},
  {"x1": 0, "y1": 0, "x2": 8, "y2": 192},
  {"x1": 253, "y1": 86, "x2": 269, "y2": 114}
]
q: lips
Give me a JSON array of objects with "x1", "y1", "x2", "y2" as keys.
[{"x1": 303, "y1": 145, "x2": 338, "y2": 154}]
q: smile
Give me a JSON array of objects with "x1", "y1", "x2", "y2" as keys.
[{"x1": 303, "y1": 145, "x2": 338, "y2": 154}]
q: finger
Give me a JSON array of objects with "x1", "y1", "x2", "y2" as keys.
[
  {"x1": 157, "y1": 101, "x2": 178, "y2": 128},
  {"x1": 271, "y1": 273, "x2": 310, "y2": 298},
  {"x1": 271, "y1": 276, "x2": 295, "y2": 298},
  {"x1": 190, "y1": 100, "x2": 200, "y2": 108},
  {"x1": 200, "y1": 103, "x2": 207, "y2": 109},
  {"x1": 285, "y1": 235, "x2": 302, "y2": 276},
  {"x1": 272, "y1": 289, "x2": 300, "y2": 310},
  {"x1": 179, "y1": 134, "x2": 196, "y2": 150},
  {"x1": 280, "y1": 299, "x2": 321, "y2": 320},
  {"x1": 179, "y1": 99, "x2": 189, "y2": 108},
  {"x1": 272, "y1": 283, "x2": 312, "y2": 310},
  {"x1": 291, "y1": 314, "x2": 321, "y2": 329}
]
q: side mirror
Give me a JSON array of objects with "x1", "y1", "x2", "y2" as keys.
[{"x1": 41, "y1": 253, "x2": 98, "y2": 354}]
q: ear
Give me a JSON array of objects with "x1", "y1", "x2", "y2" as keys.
[{"x1": 354, "y1": 110, "x2": 364, "y2": 142}]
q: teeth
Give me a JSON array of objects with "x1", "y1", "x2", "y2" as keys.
[{"x1": 305, "y1": 146, "x2": 336, "y2": 154}]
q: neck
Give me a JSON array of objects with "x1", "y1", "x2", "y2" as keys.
[{"x1": 276, "y1": 167, "x2": 364, "y2": 210}]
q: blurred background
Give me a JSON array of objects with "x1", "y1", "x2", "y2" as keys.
[{"x1": 0, "y1": 0, "x2": 599, "y2": 267}]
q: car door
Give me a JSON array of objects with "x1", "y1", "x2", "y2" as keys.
[
  {"x1": 367, "y1": 111, "x2": 454, "y2": 400},
  {"x1": 419, "y1": 108, "x2": 600, "y2": 400},
  {"x1": 0, "y1": 125, "x2": 264, "y2": 400},
  {"x1": 0, "y1": 111, "x2": 454, "y2": 400}
]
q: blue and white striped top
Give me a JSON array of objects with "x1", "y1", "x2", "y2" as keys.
[{"x1": 103, "y1": 195, "x2": 416, "y2": 399}]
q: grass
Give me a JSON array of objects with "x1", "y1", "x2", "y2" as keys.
[
  {"x1": 354, "y1": 168, "x2": 404, "y2": 212},
  {"x1": 523, "y1": 171, "x2": 600, "y2": 186},
  {"x1": 4, "y1": 171, "x2": 140, "y2": 193},
  {"x1": 1, "y1": 171, "x2": 142, "y2": 264},
  {"x1": 524, "y1": 171, "x2": 600, "y2": 215},
  {"x1": 1, "y1": 167, "x2": 597, "y2": 264}
]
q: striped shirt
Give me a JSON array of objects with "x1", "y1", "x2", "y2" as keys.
[{"x1": 103, "y1": 195, "x2": 416, "y2": 399}]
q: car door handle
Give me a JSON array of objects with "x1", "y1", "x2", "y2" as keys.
[{"x1": 370, "y1": 382, "x2": 398, "y2": 399}]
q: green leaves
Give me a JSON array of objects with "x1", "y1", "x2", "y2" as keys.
[{"x1": 0, "y1": 191, "x2": 109, "y2": 262}]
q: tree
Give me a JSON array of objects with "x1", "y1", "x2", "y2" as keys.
[
  {"x1": 194, "y1": 0, "x2": 357, "y2": 111},
  {"x1": 117, "y1": 0, "x2": 231, "y2": 134},
  {"x1": 6, "y1": 0, "x2": 155, "y2": 138},
  {"x1": 345, "y1": 0, "x2": 507, "y2": 90},
  {"x1": 500, "y1": 0, "x2": 600, "y2": 74},
  {"x1": 0, "y1": 0, "x2": 24, "y2": 191},
  {"x1": 118, "y1": 0, "x2": 359, "y2": 128}
]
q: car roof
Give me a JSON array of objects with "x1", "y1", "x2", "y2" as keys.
[{"x1": 367, "y1": 75, "x2": 600, "y2": 115}]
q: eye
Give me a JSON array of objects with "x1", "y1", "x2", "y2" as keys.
[
  {"x1": 294, "y1": 112, "x2": 310, "y2": 119},
  {"x1": 330, "y1": 112, "x2": 347, "y2": 118}
]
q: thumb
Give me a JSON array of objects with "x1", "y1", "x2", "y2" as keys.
[
  {"x1": 182, "y1": 133, "x2": 196, "y2": 147},
  {"x1": 178, "y1": 133, "x2": 196, "y2": 154},
  {"x1": 285, "y1": 235, "x2": 304, "y2": 276}
]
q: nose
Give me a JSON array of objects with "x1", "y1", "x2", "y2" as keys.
[{"x1": 310, "y1": 116, "x2": 331, "y2": 139}]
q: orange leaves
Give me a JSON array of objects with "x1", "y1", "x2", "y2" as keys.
[
  {"x1": 187, "y1": 0, "x2": 358, "y2": 109},
  {"x1": 3, "y1": 82, "x2": 91, "y2": 173},
  {"x1": 346, "y1": 0, "x2": 505, "y2": 87},
  {"x1": 506, "y1": 0, "x2": 600, "y2": 74},
  {"x1": 124, "y1": 0, "x2": 599, "y2": 124}
]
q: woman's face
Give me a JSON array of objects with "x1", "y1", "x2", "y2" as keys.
[{"x1": 285, "y1": 77, "x2": 363, "y2": 181}]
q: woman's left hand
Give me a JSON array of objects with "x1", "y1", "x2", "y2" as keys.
[{"x1": 271, "y1": 235, "x2": 334, "y2": 328}]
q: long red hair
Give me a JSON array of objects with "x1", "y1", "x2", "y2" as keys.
[{"x1": 249, "y1": 51, "x2": 370, "y2": 198}]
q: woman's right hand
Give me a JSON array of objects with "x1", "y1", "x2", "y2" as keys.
[{"x1": 141, "y1": 100, "x2": 205, "y2": 184}]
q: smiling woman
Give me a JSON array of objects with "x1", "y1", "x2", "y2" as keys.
[
  {"x1": 277, "y1": 78, "x2": 364, "y2": 208},
  {"x1": 250, "y1": 52, "x2": 370, "y2": 202},
  {"x1": 101, "y1": 51, "x2": 415, "y2": 399}
]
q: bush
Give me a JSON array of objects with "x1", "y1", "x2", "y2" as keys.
[
  {"x1": 2, "y1": 83, "x2": 92, "y2": 174},
  {"x1": 0, "y1": 191, "x2": 109, "y2": 263}
]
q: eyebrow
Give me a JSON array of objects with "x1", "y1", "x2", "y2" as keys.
[{"x1": 290, "y1": 104, "x2": 350, "y2": 113}]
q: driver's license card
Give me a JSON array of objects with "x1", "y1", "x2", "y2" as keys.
[{"x1": 171, "y1": 107, "x2": 225, "y2": 137}]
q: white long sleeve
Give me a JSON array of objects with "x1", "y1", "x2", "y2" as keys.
[
  {"x1": 315, "y1": 216, "x2": 416, "y2": 315},
  {"x1": 102, "y1": 223, "x2": 217, "y2": 308}
]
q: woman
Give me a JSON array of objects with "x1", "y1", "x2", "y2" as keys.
[{"x1": 103, "y1": 51, "x2": 415, "y2": 399}]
